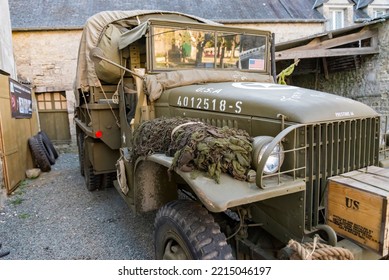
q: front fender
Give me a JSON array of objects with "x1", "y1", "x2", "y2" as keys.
[{"x1": 147, "y1": 154, "x2": 305, "y2": 212}]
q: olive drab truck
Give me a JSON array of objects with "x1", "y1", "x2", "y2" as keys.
[{"x1": 74, "y1": 10, "x2": 389, "y2": 260}]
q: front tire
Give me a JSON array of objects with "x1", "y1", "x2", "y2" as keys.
[{"x1": 154, "y1": 200, "x2": 233, "y2": 260}]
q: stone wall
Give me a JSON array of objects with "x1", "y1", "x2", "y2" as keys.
[
  {"x1": 293, "y1": 20, "x2": 389, "y2": 118},
  {"x1": 12, "y1": 30, "x2": 81, "y2": 91},
  {"x1": 12, "y1": 30, "x2": 82, "y2": 149}
]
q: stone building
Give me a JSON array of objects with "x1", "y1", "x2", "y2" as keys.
[
  {"x1": 316, "y1": 0, "x2": 389, "y2": 29},
  {"x1": 275, "y1": 14, "x2": 389, "y2": 124},
  {"x1": 7, "y1": 0, "x2": 389, "y2": 145}
]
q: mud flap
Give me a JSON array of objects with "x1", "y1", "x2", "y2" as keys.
[{"x1": 134, "y1": 160, "x2": 178, "y2": 213}]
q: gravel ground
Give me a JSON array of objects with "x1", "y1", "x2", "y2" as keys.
[{"x1": 0, "y1": 153, "x2": 155, "y2": 260}]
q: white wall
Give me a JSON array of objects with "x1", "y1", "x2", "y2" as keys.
[{"x1": 0, "y1": 0, "x2": 16, "y2": 78}]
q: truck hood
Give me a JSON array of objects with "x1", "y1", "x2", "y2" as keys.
[{"x1": 165, "y1": 82, "x2": 378, "y2": 123}]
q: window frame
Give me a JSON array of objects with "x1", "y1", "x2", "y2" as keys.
[
  {"x1": 146, "y1": 19, "x2": 271, "y2": 74},
  {"x1": 373, "y1": 9, "x2": 388, "y2": 18},
  {"x1": 36, "y1": 91, "x2": 67, "y2": 111},
  {"x1": 330, "y1": 9, "x2": 345, "y2": 30}
]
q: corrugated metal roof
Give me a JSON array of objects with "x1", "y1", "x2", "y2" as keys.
[{"x1": 8, "y1": 0, "x2": 325, "y2": 30}]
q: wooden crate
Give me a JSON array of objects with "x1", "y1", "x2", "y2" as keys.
[{"x1": 327, "y1": 166, "x2": 389, "y2": 256}]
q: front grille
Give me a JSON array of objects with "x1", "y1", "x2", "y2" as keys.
[{"x1": 304, "y1": 117, "x2": 380, "y2": 230}]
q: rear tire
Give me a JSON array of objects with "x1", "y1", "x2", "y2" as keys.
[
  {"x1": 76, "y1": 129, "x2": 85, "y2": 176},
  {"x1": 28, "y1": 136, "x2": 51, "y2": 172},
  {"x1": 154, "y1": 200, "x2": 233, "y2": 260},
  {"x1": 101, "y1": 172, "x2": 116, "y2": 189},
  {"x1": 83, "y1": 140, "x2": 101, "y2": 191}
]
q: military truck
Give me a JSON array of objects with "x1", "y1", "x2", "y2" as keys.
[{"x1": 74, "y1": 10, "x2": 389, "y2": 260}]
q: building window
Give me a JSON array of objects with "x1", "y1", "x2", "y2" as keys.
[
  {"x1": 36, "y1": 91, "x2": 67, "y2": 111},
  {"x1": 330, "y1": 9, "x2": 345, "y2": 30},
  {"x1": 373, "y1": 9, "x2": 388, "y2": 18}
]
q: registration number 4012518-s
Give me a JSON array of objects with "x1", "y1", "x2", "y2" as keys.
[{"x1": 176, "y1": 96, "x2": 243, "y2": 114}]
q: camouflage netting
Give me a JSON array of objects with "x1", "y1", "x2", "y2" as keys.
[{"x1": 133, "y1": 117, "x2": 254, "y2": 183}]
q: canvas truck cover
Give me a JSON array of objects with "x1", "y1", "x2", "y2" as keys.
[{"x1": 73, "y1": 10, "x2": 216, "y2": 105}]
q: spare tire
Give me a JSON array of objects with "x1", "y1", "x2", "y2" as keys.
[
  {"x1": 39, "y1": 131, "x2": 59, "y2": 159},
  {"x1": 36, "y1": 133, "x2": 55, "y2": 165},
  {"x1": 28, "y1": 136, "x2": 51, "y2": 172}
]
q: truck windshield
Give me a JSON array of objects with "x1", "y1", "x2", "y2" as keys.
[{"x1": 151, "y1": 26, "x2": 267, "y2": 72}]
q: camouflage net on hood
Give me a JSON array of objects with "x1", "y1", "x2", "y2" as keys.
[{"x1": 133, "y1": 117, "x2": 253, "y2": 183}]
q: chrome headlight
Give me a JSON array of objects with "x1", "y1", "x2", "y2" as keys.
[{"x1": 252, "y1": 136, "x2": 285, "y2": 175}]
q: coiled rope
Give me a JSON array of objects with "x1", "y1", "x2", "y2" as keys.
[{"x1": 287, "y1": 236, "x2": 354, "y2": 260}]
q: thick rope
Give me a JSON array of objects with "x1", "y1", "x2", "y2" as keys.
[{"x1": 287, "y1": 237, "x2": 354, "y2": 260}]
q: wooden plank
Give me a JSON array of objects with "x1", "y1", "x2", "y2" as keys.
[
  {"x1": 333, "y1": 167, "x2": 389, "y2": 196},
  {"x1": 276, "y1": 46, "x2": 379, "y2": 61},
  {"x1": 309, "y1": 29, "x2": 376, "y2": 51},
  {"x1": 281, "y1": 28, "x2": 377, "y2": 52},
  {"x1": 275, "y1": 27, "x2": 379, "y2": 61},
  {"x1": 39, "y1": 110, "x2": 71, "y2": 143},
  {"x1": 322, "y1": 58, "x2": 329, "y2": 80}
]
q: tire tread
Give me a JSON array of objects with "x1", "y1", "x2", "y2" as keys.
[
  {"x1": 39, "y1": 131, "x2": 59, "y2": 159},
  {"x1": 154, "y1": 200, "x2": 233, "y2": 260},
  {"x1": 28, "y1": 136, "x2": 51, "y2": 172}
]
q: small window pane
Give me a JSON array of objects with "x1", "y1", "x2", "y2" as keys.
[
  {"x1": 44, "y1": 93, "x2": 51, "y2": 101},
  {"x1": 330, "y1": 10, "x2": 344, "y2": 30},
  {"x1": 54, "y1": 92, "x2": 61, "y2": 100},
  {"x1": 374, "y1": 9, "x2": 386, "y2": 18},
  {"x1": 54, "y1": 101, "x2": 61, "y2": 109},
  {"x1": 45, "y1": 102, "x2": 52, "y2": 110},
  {"x1": 217, "y1": 33, "x2": 266, "y2": 70},
  {"x1": 153, "y1": 27, "x2": 215, "y2": 69}
]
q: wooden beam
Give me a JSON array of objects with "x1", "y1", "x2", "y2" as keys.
[
  {"x1": 314, "y1": 58, "x2": 319, "y2": 90},
  {"x1": 322, "y1": 58, "x2": 329, "y2": 80},
  {"x1": 278, "y1": 27, "x2": 377, "y2": 52},
  {"x1": 275, "y1": 46, "x2": 379, "y2": 61},
  {"x1": 310, "y1": 28, "x2": 377, "y2": 50},
  {"x1": 285, "y1": 38, "x2": 322, "y2": 52}
]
